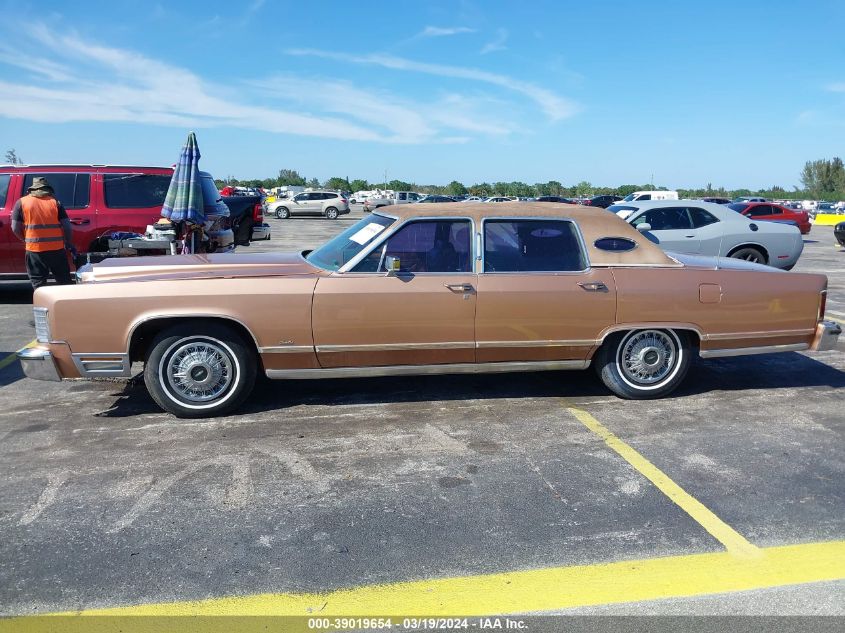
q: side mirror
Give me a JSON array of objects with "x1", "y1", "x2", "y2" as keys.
[
  {"x1": 636, "y1": 223, "x2": 652, "y2": 232},
  {"x1": 384, "y1": 256, "x2": 401, "y2": 276}
]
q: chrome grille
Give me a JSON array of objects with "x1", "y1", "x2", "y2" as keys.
[{"x1": 33, "y1": 307, "x2": 50, "y2": 343}]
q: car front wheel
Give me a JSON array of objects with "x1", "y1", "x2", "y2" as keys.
[
  {"x1": 594, "y1": 329, "x2": 690, "y2": 399},
  {"x1": 144, "y1": 323, "x2": 257, "y2": 418}
]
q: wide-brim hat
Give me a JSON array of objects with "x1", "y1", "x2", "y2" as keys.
[{"x1": 27, "y1": 176, "x2": 53, "y2": 192}]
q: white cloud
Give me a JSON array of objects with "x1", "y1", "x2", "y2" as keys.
[
  {"x1": 418, "y1": 26, "x2": 475, "y2": 38},
  {"x1": 480, "y1": 28, "x2": 508, "y2": 54},
  {"x1": 286, "y1": 48, "x2": 580, "y2": 121},
  {"x1": 825, "y1": 82, "x2": 845, "y2": 93},
  {"x1": 0, "y1": 26, "x2": 523, "y2": 144}
]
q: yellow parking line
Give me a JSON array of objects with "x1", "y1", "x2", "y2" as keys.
[
  {"x1": 826, "y1": 314, "x2": 845, "y2": 326},
  {"x1": 565, "y1": 403, "x2": 760, "y2": 558},
  {"x1": 1, "y1": 541, "x2": 841, "y2": 624},
  {"x1": 0, "y1": 340, "x2": 37, "y2": 372}
]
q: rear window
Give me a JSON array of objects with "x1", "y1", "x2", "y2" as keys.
[
  {"x1": 728, "y1": 203, "x2": 749, "y2": 212},
  {"x1": 103, "y1": 174, "x2": 171, "y2": 209},
  {"x1": 22, "y1": 173, "x2": 90, "y2": 208},
  {"x1": 0, "y1": 174, "x2": 9, "y2": 208},
  {"x1": 484, "y1": 219, "x2": 586, "y2": 272}
]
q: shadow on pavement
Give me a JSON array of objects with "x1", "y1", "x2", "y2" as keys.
[{"x1": 93, "y1": 351, "x2": 845, "y2": 418}]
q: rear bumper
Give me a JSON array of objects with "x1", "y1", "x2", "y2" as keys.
[
  {"x1": 17, "y1": 347, "x2": 62, "y2": 382},
  {"x1": 251, "y1": 223, "x2": 271, "y2": 240},
  {"x1": 811, "y1": 320, "x2": 842, "y2": 351}
]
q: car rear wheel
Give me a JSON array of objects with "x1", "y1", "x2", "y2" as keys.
[
  {"x1": 325, "y1": 207, "x2": 339, "y2": 219},
  {"x1": 594, "y1": 329, "x2": 690, "y2": 399},
  {"x1": 275, "y1": 206, "x2": 290, "y2": 219},
  {"x1": 144, "y1": 323, "x2": 257, "y2": 418},
  {"x1": 729, "y1": 246, "x2": 766, "y2": 264}
]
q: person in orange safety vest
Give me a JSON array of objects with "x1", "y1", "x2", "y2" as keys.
[{"x1": 11, "y1": 176, "x2": 76, "y2": 289}]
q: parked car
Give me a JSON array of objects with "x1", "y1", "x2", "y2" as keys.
[
  {"x1": 220, "y1": 193, "x2": 263, "y2": 246},
  {"x1": 0, "y1": 165, "x2": 238, "y2": 278},
  {"x1": 620, "y1": 200, "x2": 804, "y2": 269},
  {"x1": 461, "y1": 196, "x2": 484, "y2": 202},
  {"x1": 363, "y1": 191, "x2": 423, "y2": 212},
  {"x1": 732, "y1": 196, "x2": 768, "y2": 203},
  {"x1": 19, "y1": 203, "x2": 839, "y2": 417},
  {"x1": 583, "y1": 195, "x2": 622, "y2": 208},
  {"x1": 268, "y1": 191, "x2": 349, "y2": 219},
  {"x1": 699, "y1": 197, "x2": 732, "y2": 205},
  {"x1": 484, "y1": 196, "x2": 516, "y2": 203},
  {"x1": 727, "y1": 202, "x2": 811, "y2": 235},
  {"x1": 536, "y1": 196, "x2": 579, "y2": 204},
  {"x1": 835, "y1": 221, "x2": 845, "y2": 247},
  {"x1": 415, "y1": 195, "x2": 457, "y2": 203},
  {"x1": 619, "y1": 190, "x2": 679, "y2": 203}
]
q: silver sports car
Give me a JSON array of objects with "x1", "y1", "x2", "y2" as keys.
[{"x1": 610, "y1": 200, "x2": 803, "y2": 270}]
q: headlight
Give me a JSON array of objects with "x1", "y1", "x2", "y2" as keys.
[{"x1": 33, "y1": 307, "x2": 51, "y2": 343}]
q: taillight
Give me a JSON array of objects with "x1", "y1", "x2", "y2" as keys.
[
  {"x1": 819, "y1": 291, "x2": 827, "y2": 322},
  {"x1": 253, "y1": 202, "x2": 263, "y2": 222}
]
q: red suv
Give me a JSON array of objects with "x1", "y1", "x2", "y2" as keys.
[
  {"x1": 0, "y1": 164, "x2": 234, "y2": 277},
  {"x1": 728, "y1": 202, "x2": 812, "y2": 235}
]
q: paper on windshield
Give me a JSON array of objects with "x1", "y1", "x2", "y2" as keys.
[{"x1": 349, "y1": 223, "x2": 387, "y2": 245}]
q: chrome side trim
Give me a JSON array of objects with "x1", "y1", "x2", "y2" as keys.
[
  {"x1": 266, "y1": 359, "x2": 590, "y2": 380},
  {"x1": 476, "y1": 339, "x2": 598, "y2": 348},
  {"x1": 315, "y1": 341, "x2": 475, "y2": 353},
  {"x1": 699, "y1": 343, "x2": 809, "y2": 359},
  {"x1": 71, "y1": 353, "x2": 132, "y2": 377},
  {"x1": 701, "y1": 328, "x2": 815, "y2": 341},
  {"x1": 259, "y1": 345, "x2": 315, "y2": 354}
]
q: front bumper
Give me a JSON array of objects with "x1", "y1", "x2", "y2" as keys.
[
  {"x1": 811, "y1": 320, "x2": 842, "y2": 351},
  {"x1": 17, "y1": 347, "x2": 62, "y2": 381}
]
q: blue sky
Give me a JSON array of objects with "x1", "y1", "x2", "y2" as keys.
[{"x1": 1, "y1": 0, "x2": 843, "y2": 189}]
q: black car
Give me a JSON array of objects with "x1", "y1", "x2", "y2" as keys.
[
  {"x1": 835, "y1": 221, "x2": 845, "y2": 247},
  {"x1": 700, "y1": 197, "x2": 732, "y2": 205},
  {"x1": 416, "y1": 195, "x2": 457, "y2": 203},
  {"x1": 536, "y1": 195, "x2": 577, "y2": 203},
  {"x1": 585, "y1": 194, "x2": 623, "y2": 208}
]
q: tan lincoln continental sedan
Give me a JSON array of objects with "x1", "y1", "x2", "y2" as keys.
[{"x1": 18, "y1": 203, "x2": 841, "y2": 418}]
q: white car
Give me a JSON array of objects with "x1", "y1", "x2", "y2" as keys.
[
  {"x1": 461, "y1": 196, "x2": 484, "y2": 202},
  {"x1": 268, "y1": 191, "x2": 350, "y2": 220},
  {"x1": 485, "y1": 196, "x2": 516, "y2": 203},
  {"x1": 612, "y1": 200, "x2": 803, "y2": 270}
]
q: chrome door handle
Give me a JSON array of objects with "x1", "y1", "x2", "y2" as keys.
[
  {"x1": 445, "y1": 283, "x2": 474, "y2": 293},
  {"x1": 577, "y1": 281, "x2": 608, "y2": 292}
]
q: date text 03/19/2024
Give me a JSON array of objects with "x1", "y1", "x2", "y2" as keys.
[{"x1": 306, "y1": 617, "x2": 528, "y2": 630}]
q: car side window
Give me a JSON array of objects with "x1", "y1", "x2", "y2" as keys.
[
  {"x1": 22, "y1": 173, "x2": 90, "y2": 209},
  {"x1": 639, "y1": 194, "x2": 652, "y2": 201},
  {"x1": 689, "y1": 207, "x2": 719, "y2": 228},
  {"x1": 0, "y1": 174, "x2": 10, "y2": 208},
  {"x1": 484, "y1": 219, "x2": 586, "y2": 272},
  {"x1": 633, "y1": 207, "x2": 692, "y2": 230},
  {"x1": 747, "y1": 205, "x2": 771, "y2": 217},
  {"x1": 768, "y1": 205, "x2": 783, "y2": 215},
  {"x1": 398, "y1": 192, "x2": 407, "y2": 201},
  {"x1": 294, "y1": 194, "x2": 306, "y2": 202},
  {"x1": 352, "y1": 220, "x2": 472, "y2": 273},
  {"x1": 103, "y1": 174, "x2": 171, "y2": 209}
]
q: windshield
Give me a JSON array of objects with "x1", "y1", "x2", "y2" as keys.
[
  {"x1": 306, "y1": 214, "x2": 395, "y2": 271},
  {"x1": 621, "y1": 193, "x2": 638, "y2": 202}
]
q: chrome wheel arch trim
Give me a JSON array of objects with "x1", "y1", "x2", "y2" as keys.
[{"x1": 126, "y1": 313, "x2": 262, "y2": 355}]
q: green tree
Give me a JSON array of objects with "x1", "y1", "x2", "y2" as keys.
[
  {"x1": 324, "y1": 177, "x2": 350, "y2": 191},
  {"x1": 801, "y1": 158, "x2": 845, "y2": 198},
  {"x1": 349, "y1": 179, "x2": 369, "y2": 192},
  {"x1": 278, "y1": 169, "x2": 306, "y2": 186},
  {"x1": 387, "y1": 179, "x2": 413, "y2": 191},
  {"x1": 446, "y1": 180, "x2": 467, "y2": 196},
  {"x1": 306, "y1": 177, "x2": 321, "y2": 189},
  {"x1": 4, "y1": 149, "x2": 22, "y2": 165},
  {"x1": 575, "y1": 181, "x2": 593, "y2": 197},
  {"x1": 546, "y1": 180, "x2": 563, "y2": 196},
  {"x1": 469, "y1": 182, "x2": 491, "y2": 196}
]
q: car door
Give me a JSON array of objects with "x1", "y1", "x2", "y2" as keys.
[
  {"x1": 290, "y1": 192, "x2": 314, "y2": 215},
  {"x1": 311, "y1": 219, "x2": 476, "y2": 368},
  {"x1": 687, "y1": 206, "x2": 724, "y2": 256},
  {"x1": 0, "y1": 173, "x2": 15, "y2": 272},
  {"x1": 475, "y1": 218, "x2": 616, "y2": 362},
  {"x1": 100, "y1": 172, "x2": 172, "y2": 241},
  {"x1": 630, "y1": 206, "x2": 700, "y2": 253}
]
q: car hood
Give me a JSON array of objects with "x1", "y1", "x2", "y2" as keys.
[{"x1": 77, "y1": 252, "x2": 323, "y2": 283}]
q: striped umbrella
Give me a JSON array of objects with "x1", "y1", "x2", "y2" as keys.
[{"x1": 161, "y1": 131, "x2": 205, "y2": 225}]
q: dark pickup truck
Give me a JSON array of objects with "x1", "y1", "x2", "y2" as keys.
[{"x1": 222, "y1": 194, "x2": 265, "y2": 246}]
